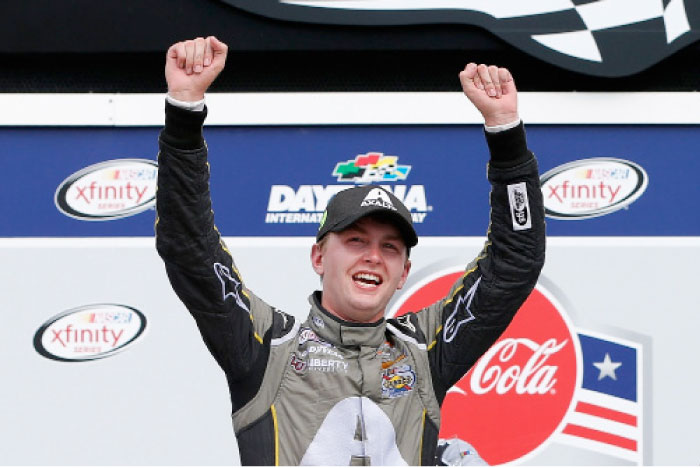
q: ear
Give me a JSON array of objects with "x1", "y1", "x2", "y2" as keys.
[
  {"x1": 310, "y1": 243, "x2": 324, "y2": 276},
  {"x1": 396, "y1": 259, "x2": 411, "y2": 290}
]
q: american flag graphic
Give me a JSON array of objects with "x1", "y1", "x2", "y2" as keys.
[{"x1": 555, "y1": 331, "x2": 643, "y2": 464}]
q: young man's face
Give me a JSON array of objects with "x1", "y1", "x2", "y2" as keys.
[{"x1": 310, "y1": 216, "x2": 411, "y2": 323}]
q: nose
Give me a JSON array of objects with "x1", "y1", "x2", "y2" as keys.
[{"x1": 364, "y1": 242, "x2": 382, "y2": 264}]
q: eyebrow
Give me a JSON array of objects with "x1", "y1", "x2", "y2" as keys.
[{"x1": 344, "y1": 224, "x2": 403, "y2": 242}]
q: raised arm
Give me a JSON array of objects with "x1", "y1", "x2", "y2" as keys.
[
  {"x1": 156, "y1": 38, "x2": 281, "y2": 411},
  {"x1": 406, "y1": 63, "x2": 545, "y2": 402}
]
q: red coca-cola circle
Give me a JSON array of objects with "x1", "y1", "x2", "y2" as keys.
[{"x1": 392, "y1": 269, "x2": 579, "y2": 465}]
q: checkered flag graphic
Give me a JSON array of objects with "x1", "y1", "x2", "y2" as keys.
[{"x1": 222, "y1": 0, "x2": 698, "y2": 76}]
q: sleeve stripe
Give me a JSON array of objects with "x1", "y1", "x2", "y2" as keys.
[
  {"x1": 271, "y1": 321, "x2": 300, "y2": 346},
  {"x1": 443, "y1": 241, "x2": 491, "y2": 305},
  {"x1": 427, "y1": 325, "x2": 443, "y2": 351},
  {"x1": 271, "y1": 404, "x2": 280, "y2": 466},
  {"x1": 419, "y1": 409, "x2": 426, "y2": 464}
]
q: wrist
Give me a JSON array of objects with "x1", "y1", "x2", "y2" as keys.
[
  {"x1": 166, "y1": 94, "x2": 206, "y2": 111},
  {"x1": 484, "y1": 112, "x2": 520, "y2": 128},
  {"x1": 485, "y1": 118, "x2": 521, "y2": 133},
  {"x1": 161, "y1": 101, "x2": 207, "y2": 150},
  {"x1": 167, "y1": 89, "x2": 205, "y2": 103}
]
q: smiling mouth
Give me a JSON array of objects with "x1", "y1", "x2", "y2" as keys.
[{"x1": 352, "y1": 272, "x2": 383, "y2": 288}]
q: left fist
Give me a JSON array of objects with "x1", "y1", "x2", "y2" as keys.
[{"x1": 459, "y1": 63, "x2": 519, "y2": 127}]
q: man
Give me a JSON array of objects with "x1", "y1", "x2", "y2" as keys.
[{"x1": 156, "y1": 36, "x2": 545, "y2": 466}]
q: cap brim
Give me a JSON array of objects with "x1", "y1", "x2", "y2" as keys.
[{"x1": 327, "y1": 207, "x2": 418, "y2": 248}]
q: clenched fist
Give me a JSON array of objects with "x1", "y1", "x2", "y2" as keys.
[
  {"x1": 459, "y1": 63, "x2": 519, "y2": 127},
  {"x1": 165, "y1": 36, "x2": 228, "y2": 102}
]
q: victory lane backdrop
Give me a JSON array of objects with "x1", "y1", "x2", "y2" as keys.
[
  {"x1": 1, "y1": 125, "x2": 699, "y2": 237},
  {"x1": 1, "y1": 120, "x2": 699, "y2": 465}
]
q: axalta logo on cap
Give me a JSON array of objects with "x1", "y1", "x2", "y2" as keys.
[
  {"x1": 389, "y1": 266, "x2": 581, "y2": 465},
  {"x1": 540, "y1": 158, "x2": 648, "y2": 220},
  {"x1": 55, "y1": 159, "x2": 158, "y2": 221},
  {"x1": 360, "y1": 187, "x2": 397, "y2": 211}
]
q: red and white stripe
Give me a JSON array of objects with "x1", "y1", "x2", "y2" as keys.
[{"x1": 556, "y1": 389, "x2": 642, "y2": 464}]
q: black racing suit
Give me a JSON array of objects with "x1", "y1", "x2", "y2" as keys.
[{"x1": 156, "y1": 102, "x2": 545, "y2": 465}]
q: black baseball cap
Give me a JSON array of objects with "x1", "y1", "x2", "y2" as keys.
[{"x1": 316, "y1": 185, "x2": 418, "y2": 248}]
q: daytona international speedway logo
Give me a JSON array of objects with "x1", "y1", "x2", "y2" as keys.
[
  {"x1": 220, "y1": 0, "x2": 699, "y2": 77},
  {"x1": 333, "y1": 152, "x2": 410, "y2": 183},
  {"x1": 266, "y1": 152, "x2": 430, "y2": 224}
]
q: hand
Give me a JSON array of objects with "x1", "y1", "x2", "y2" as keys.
[
  {"x1": 165, "y1": 36, "x2": 228, "y2": 102},
  {"x1": 459, "y1": 63, "x2": 519, "y2": 127}
]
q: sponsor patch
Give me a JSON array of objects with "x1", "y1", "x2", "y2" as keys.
[
  {"x1": 381, "y1": 353, "x2": 406, "y2": 370},
  {"x1": 308, "y1": 357, "x2": 349, "y2": 373},
  {"x1": 298, "y1": 327, "x2": 330, "y2": 347},
  {"x1": 290, "y1": 354, "x2": 307, "y2": 373},
  {"x1": 381, "y1": 364, "x2": 416, "y2": 398},
  {"x1": 507, "y1": 182, "x2": 532, "y2": 231},
  {"x1": 312, "y1": 315, "x2": 325, "y2": 329}
]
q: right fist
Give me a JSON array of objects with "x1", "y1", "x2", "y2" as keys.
[{"x1": 165, "y1": 36, "x2": 228, "y2": 102}]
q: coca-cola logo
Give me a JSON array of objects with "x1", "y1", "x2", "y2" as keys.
[
  {"x1": 469, "y1": 337, "x2": 567, "y2": 396},
  {"x1": 390, "y1": 267, "x2": 580, "y2": 464}
]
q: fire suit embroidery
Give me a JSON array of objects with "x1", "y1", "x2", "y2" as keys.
[
  {"x1": 290, "y1": 354, "x2": 307, "y2": 373},
  {"x1": 312, "y1": 315, "x2": 325, "y2": 328},
  {"x1": 298, "y1": 327, "x2": 331, "y2": 347},
  {"x1": 381, "y1": 353, "x2": 406, "y2": 370},
  {"x1": 213, "y1": 262, "x2": 249, "y2": 312},
  {"x1": 507, "y1": 182, "x2": 532, "y2": 231},
  {"x1": 443, "y1": 276, "x2": 481, "y2": 343},
  {"x1": 395, "y1": 314, "x2": 416, "y2": 333},
  {"x1": 382, "y1": 364, "x2": 416, "y2": 398}
]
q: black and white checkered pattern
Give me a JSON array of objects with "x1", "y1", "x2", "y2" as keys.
[{"x1": 222, "y1": 0, "x2": 698, "y2": 76}]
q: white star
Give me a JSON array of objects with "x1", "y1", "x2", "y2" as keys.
[{"x1": 593, "y1": 353, "x2": 622, "y2": 381}]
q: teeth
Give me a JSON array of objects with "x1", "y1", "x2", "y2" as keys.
[{"x1": 354, "y1": 273, "x2": 381, "y2": 285}]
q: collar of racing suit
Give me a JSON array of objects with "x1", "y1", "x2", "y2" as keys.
[{"x1": 308, "y1": 291, "x2": 387, "y2": 348}]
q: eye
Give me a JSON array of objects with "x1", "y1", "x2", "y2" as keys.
[{"x1": 383, "y1": 242, "x2": 400, "y2": 252}]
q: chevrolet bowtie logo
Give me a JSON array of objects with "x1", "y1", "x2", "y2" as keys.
[{"x1": 219, "y1": 0, "x2": 698, "y2": 77}]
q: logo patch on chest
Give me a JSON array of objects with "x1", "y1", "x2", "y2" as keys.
[{"x1": 382, "y1": 364, "x2": 416, "y2": 398}]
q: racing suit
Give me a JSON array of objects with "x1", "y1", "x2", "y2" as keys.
[{"x1": 155, "y1": 102, "x2": 545, "y2": 465}]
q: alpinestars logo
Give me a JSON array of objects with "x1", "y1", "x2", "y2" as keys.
[
  {"x1": 360, "y1": 188, "x2": 397, "y2": 211},
  {"x1": 220, "y1": 0, "x2": 698, "y2": 77},
  {"x1": 333, "y1": 152, "x2": 410, "y2": 183}
]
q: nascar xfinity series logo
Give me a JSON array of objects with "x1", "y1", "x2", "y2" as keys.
[
  {"x1": 220, "y1": 0, "x2": 698, "y2": 77},
  {"x1": 389, "y1": 265, "x2": 648, "y2": 465},
  {"x1": 266, "y1": 152, "x2": 430, "y2": 224}
]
